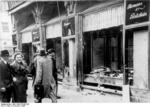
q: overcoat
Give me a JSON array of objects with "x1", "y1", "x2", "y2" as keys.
[
  {"x1": 34, "y1": 56, "x2": 56, "y2": 98},
  {"x1": 0, "y1": 60, "x2": 13, "y2": 102},
  {"x1": 10, "y1": 61, "x2": 28, "y2": 102}
]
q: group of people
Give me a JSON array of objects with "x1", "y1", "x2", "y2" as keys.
[
  {"x1": 0, "y1": 48, "x2": 58, "y2": 103},
  {"x1": 0, "y1": 50, "x2": 28, "y2": 103}
]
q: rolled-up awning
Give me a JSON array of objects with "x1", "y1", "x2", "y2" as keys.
[
  {"x1": 83, "y1": 4, "x2": 124, "y2": 32},
  {"x1": 21, "y1": 24, "x2": 36, "y2": 44},
  {"x1": 22, "y1": 32, "x2": 32, "y2": 44},
  {"x1": 46, "y1": 22, "x2": 62, "y2": 39}
]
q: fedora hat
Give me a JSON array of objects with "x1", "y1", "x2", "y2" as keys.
[
  {"x1": 39, "y1": 49, "x2": 46, "y2": 56},
  {"x1": 0, "y1": 50, "x2": 9, "y2": 57}
]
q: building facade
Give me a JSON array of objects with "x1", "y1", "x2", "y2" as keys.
[
  {"x1": 8, "y1": 0, "x2": 150, "y2": 102},
  {"x1": 0, "y1": 2, "x2": 13, "y2": 54}
]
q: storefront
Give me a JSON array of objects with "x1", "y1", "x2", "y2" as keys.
[
  {"x1": 124, "y1": 0, "x2": 150, "y2": 102},
  {"x1": 61, "y1": 16, "x2": 77, "y2": 86},
  {"x1": 45, "y1": 20, "x2": 63, "y2": 80},
  {"x1": 80, "y1": 1, "x2": 124, "y2": 93},
  {"x1": 21, "y1": 24, "x2": 40, "y2": 65}
]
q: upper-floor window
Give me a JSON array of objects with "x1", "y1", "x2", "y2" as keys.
[
  {"x1": 0, "y1": 2, "x2": 8, "y2": 11},
  {"x1": 1, "y1": 22, "x2": 9, "y2": 32}
]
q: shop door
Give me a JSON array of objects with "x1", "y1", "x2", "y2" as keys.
[
  {"x1": 22, "y1": 43, "x2": 31, "y2": 65},
  {"x1": 134, "y1": 30, "x2": 148, "y2": 89}
]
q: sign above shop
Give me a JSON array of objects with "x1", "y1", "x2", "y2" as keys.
[
  {"x1": 62, "y1": 17, "x2": 75, "y2": 37},
  {"x1": 126, "y1": 0, "x2": 149, "y2": 25},
  {"x1": 32, "y1": 28, "x2": 40, "y2": 42}
]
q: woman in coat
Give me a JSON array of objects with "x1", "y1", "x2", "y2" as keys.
[
  {"x1": 34, "y1": 49, "x2": 57, "y2": 103},
  {"x1": 11, "y1": 52, "x2": 28, "y2": 102}
]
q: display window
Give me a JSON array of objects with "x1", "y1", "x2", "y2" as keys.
[{"x1": 83, "y1": 26, "x2": 123, "y2": 87}]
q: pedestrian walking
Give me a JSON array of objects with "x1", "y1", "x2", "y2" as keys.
[
  {"x1": 0, "y1": 50, "x2": 13, "y2": 103},
  {"x1": 10, "y1": 52, "x2": 28, "y2": 102},
  {"x1": 29, "y1": 52, "x2": 40, "y2": 86},
  {"x1": 34, "y1": 49, "x2": 57, "y2": 103},
  {"x1": 47, "y1": 49, "x2": 58, "y2": 97}
]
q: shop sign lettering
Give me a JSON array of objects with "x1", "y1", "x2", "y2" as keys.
[{"x1": 126, "y1": 0, "x2": 149, "y2": 25}]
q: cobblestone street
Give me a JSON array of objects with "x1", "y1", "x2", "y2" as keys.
[{"x1": 27, "y1": 79, "x2": 122, "y2": 103}]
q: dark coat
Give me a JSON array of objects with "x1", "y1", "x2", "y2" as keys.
[
  {"x1": 34, "y1": 56, "x2": 56, "y2": 98},
  {"x1": 52, "y1": 58, "x2": 57, "y2": 84},
  {"x1": 47, "y1": 56, "x2": 58, "y2": 95},
  {"x1": 0, "y1": 59, "x2": 13, "y2": 102},
  {"x1": 10, "y1": 61, "x2": 28, "y2": 102}
]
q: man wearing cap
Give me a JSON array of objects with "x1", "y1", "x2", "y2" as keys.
[{"x1": 0, "y1": 50, "x2": 13, "y2": 102}]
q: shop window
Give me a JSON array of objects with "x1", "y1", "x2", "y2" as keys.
[
  {"x1": 92, "y1": 32, "x2": 104, "y2": 69},
  {"x1": 83, "y1": 27, "x2": 122, "y2": 74},
  {"x1": 91, "y1": 28, "x2": 122, "y2": 71},
  {"x1": 0, "y1": 2, "x2": 8, "y2": 11},
  {"x1": 83, "y1": 27, "x2": 123, "y2": 87},
  {"x1": 125, "y1": 30, "x2": 133, "y2": 68}
]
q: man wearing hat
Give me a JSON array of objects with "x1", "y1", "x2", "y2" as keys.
[
  {"x1": 34, "y1": 49, "x2": 57, "y2": 103},
  {"x1": 0, "y1": 50, "x2": 13, "y2": 102},
  {"x1": 47, "y1": 49, "x2": 58, "y2": 97}
]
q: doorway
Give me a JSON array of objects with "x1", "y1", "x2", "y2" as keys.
[
  {"x1": 22, "y1": 43, "x2": 32, "y2": 65},
  {"x1": 134, "y1": 30, "x2": 148, "y2": 89}
]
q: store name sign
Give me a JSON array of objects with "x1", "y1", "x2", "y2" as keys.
[
  {"x1": 32, "y1": 28, "x2": 40, "y2": 42},
  {"x1": 62, "y1": 17, "x2": 75, "y2": 37},
  {"x1": 126, "y1": 0, "x2": 149, "y2": 25}
]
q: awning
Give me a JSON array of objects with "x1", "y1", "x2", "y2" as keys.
[
  {"x1": 21, "y1": 24, "x2": 37, "y2": 44},
  {"x1": 22, "y1": 32, "x2": 32, "y2": 44},
  {"x1": 46, "y1": 22, "x2": 62, "y2": 39},
  {"x1": 20, "y1": 24, "x2": 37, "y2": 33},
  {"x1": 83, "y1": 4, "x2": 124, "y2": 32}
]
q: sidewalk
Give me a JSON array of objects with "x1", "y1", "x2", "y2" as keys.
[{"x1": 27, "y1": 79, "x2": 122, "y2": 103}]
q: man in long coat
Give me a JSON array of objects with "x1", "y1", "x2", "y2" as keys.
[
  {"x1": 34, "y1": 49, "x2": 57, "y2": 103},
  {"x1": 0, "y1": 50, "x2": 13, "y2": 102},
  {"x1": 47, "y1": 49, "x2": 58, "y2": 96}
]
